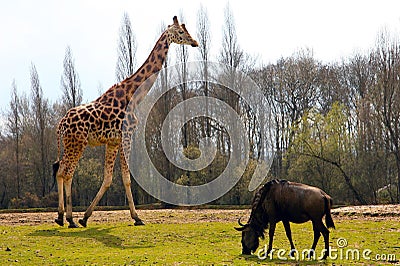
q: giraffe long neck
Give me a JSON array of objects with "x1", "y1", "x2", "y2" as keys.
[
  {"x1": 97, "y1": 31, "x2": 170, "y2": 106},
  {"x1": 124, "y1": 31, "x2": 169, "y2": 99}
]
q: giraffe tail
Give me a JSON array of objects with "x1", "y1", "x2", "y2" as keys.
[
  {"x1": 55, "y1": 122, "x2": 62, "y2": 163},
  {"x1": 52, "y1": 161, "x2": 60, "y2": 179},
  {"x1": 50, "y1": 161, "x2": 60, "y2": 191},
  {"x1": 51, "y1": 123, "x2": 62, "y2": 190}
]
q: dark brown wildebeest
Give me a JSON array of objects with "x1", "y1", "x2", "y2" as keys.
[{"x1": 235, "y1": 179, "x2": 335, "y2": 259}]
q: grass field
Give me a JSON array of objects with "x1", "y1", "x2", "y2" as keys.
[{"x1": 0, "y1": 209, "x2": 399, "y2": 265}]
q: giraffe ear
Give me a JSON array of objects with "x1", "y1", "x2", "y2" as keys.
[{"x1": 173, "y1": 16, "x2": 179, "y2": 25}]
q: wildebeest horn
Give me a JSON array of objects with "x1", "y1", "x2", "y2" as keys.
[{"x1": 237, "y1": 217, "x2": 246, "y2": 227}]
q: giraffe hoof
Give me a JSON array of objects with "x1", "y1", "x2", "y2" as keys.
[
  {"x1": 78, "y1": 218, "x2": 87, "y2": 227},
  {"x1": 134, "y1": 219, "x2": 145, "y2": 226},
  {"x1": 66, "y1": 218, "x2": 79, "y2": 228},
  {"x1": 55, "y1": 218, "x2": 64, "y2": 226},
  {"x1": 68, "y1": 223, "x2": 79, "y2": 228}
]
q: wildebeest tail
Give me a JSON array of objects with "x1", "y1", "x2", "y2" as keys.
[{"x1": 324, "y1": 196, "x2": 335, "y2": 229}]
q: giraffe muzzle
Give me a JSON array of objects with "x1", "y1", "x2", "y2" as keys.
[{"x1": 191, "y1": 41, "x2": 199, "y2": 47}]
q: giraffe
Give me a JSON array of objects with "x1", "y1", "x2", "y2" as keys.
[{"x1": 53, "y1": 16, "x2": 198, "y2": 228}]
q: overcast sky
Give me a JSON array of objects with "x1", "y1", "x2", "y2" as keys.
[{"x1": 1, "y1": 0, "x2": 400, "y2": 116}]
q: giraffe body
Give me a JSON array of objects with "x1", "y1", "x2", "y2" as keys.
[{"x1": 53, "y1": 16, "x2": 198, "y2": 228}]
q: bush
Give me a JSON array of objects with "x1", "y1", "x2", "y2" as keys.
[
  {"x1": 9, "y1": 192, "x2": 41, "y2": 208},
  {"x1": 42, "y1": 191, "x2": 59, "y2": 207}
]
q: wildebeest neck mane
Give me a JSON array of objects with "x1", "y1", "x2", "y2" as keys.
[{"x1": 247, "y1": 179, "x2": 288, "y2": 238}]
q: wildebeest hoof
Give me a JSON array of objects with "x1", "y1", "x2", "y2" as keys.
[
  {"x1": 241, "y1": 250, "x2": 251, "y2": 255},
  {"x1": 289, "y1": 249, "x2": 297, "y2": 258},
  {"x1": 306, "y1": 249, "x2": 316, "y2": 259},
  {"x1": 78, "y1": 218, "x2": 87, "y2": 227},
  {"x1": 134, "y1": 219, "x2": 145, "y2": 226},
  {"x1": 321, "y1": 252, "x2": 328, "y2": 260},
  {"x1": 55, "y1": 218, "x2": 64, "y2": 226}
]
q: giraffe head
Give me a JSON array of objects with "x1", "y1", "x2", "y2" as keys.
[{"x1": 166, "y1": 16, "x2": 198, "y2": 47}]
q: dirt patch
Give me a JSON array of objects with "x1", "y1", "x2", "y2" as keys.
[
  {"x1": 0, "y1": 205, "x2": 398, "y2": 226},
  {"x1": 0, "y1": 209, "x2": 251, "y2": 226},
  {"x1": 332, "y1": 204, "x2": 400, "y2": 217}
]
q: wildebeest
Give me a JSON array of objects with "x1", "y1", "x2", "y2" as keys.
[{"x1": 235, "y1": 179, "x2": 335, "y2": 259}]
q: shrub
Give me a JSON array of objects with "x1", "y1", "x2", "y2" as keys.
[{"x1": 9, "y1": 192, "x2": 41, "y2": 208}]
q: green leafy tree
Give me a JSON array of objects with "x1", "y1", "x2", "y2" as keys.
[{"x1": 289, "y1": 102, "x2": 366, "y2": 204}]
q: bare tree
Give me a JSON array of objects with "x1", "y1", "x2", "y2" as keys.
[
  {"x1": 341, "y1": 54, "x2": 384, "y2": 202},
  {"x1": 115, "y1": 12, "x2": 137, "y2": 82},
  {"x1": 30, "y1": 63, "x2": 53, "y2": 197},
  {"x1": 219, "y1": 3, "x2": 243, "y2": 69},
  {"x1": 0, "y1": 129, "x2": 9, "y2": 207},
  {"x1": 196, "y1": 4, "x2": 212, "y2": 138},
  {"x1": 6, "y1": 80, "x2": 22, "y2": 198},
  {"x1": 61, "y1": 46, "x2": 82, "y2": 111},
  {"x1": 218, "y1": 4, "x2": 240, "y2": 157},
  {"x1": 218, "y1": 4, "x2": 249, "y2": 204},
  {"x1": 369, "y1": 30, "x2": 400, "y2": 202},
  {"x1": 176, "y1": 12, "x2": 191, "y2": 148},
  {"x1": 197, "y1": 5, "x2": 211, "y2": 64}
]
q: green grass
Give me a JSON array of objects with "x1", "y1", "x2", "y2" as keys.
[{"x1": 0, "y1": 217, "x2": 399, "y2": 265}]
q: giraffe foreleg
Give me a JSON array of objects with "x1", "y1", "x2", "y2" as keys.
[
  {"x1": 79, "y1": 144, "x2": 119, "y2": 227},
  {"x1": 120, "y1": 146, "x2": 144, "y2": 226}
]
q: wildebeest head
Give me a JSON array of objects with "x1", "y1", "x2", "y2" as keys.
[
  {"x1": 235, "y1": 182, "x2": 274, "y2": 255},
  {"x1": 235, "y1": 219, "x2": 260, "y2": 255}
]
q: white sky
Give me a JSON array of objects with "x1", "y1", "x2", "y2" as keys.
[{"x1": 1, "y1": 0, "x2": 400, "y2": 115}]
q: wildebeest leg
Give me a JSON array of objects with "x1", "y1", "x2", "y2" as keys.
[
  {"x1": 267, "y1": 222, "x2": 276, "y2": 255},
  {"x1": 309, "y1": 220, "x2": 323, "y2": 259},
  {"x1": 319, "y1": 222, "x2": 330, "y2": 259},
  {"x1": 282, "y1": 221, "x2": 296, "y2": 257},
  {"x1": 311, "y1": 219, "x2": 330, "y2": 259}
]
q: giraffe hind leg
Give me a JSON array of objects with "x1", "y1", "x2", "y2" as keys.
[
  {"x1": 65, "y1": 178, "x2": 79, "y2": 228},
  {"x1": 54, "y1": 161, "x2": 64, "y2": 226},
  {"x1": 55, "y1": 143, "x2": 85, "y2": 228}
]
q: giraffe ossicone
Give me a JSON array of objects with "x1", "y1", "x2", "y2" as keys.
[{"x1": 53, "y1": 16, "x2": 198, "y2": 228}]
